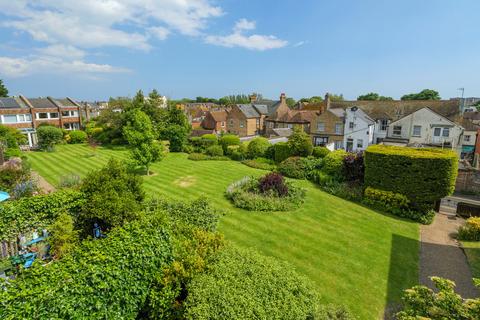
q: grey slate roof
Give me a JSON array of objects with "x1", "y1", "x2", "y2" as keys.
[
  {"x1": 28, "y1": 98, "x2": 57, "y2": 109},
  {"x1": 0, "y1": 97, "x2": 29, "y2": 109},
  {"x1": 54, "y1": 98, "x2": 77, "y2": 107},
  {"x1": 237, "y1": 104, "x2": 261, "y2": 118},
  {"x1": 252, "y1": 104, "x2": 268, "y2": 115}
]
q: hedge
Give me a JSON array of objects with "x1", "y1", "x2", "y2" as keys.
[
  {"x1": 0, "y1": 214, "x2": 173, "y2": 319},
  {"x1": 68, "y1": 130, "x2": 88, "y2": 144},
  {"x1": 0, "y1": 190, "x2": 84, "y2": 241},
  {"x1": 312, "y1": 146, "x2": 330, "y2": 158},
  {"x1": 219, "y1": 134, "x2": 240, "y2": 153},
  {"x1": 322, "y1": 150, "x2": 347, "y2": 178},
  {"x1": 364, "y1": 145, "x2": 458, "y2": 204},
  {"x1": 247, "y1": 137, "x2": 270, "y2": 159},
  {"x1": 273, "y1": 142, "x2": 292, "y2": 163}
]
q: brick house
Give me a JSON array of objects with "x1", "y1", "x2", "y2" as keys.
[
  {"x1": 0, "y1": 96, "x2": 84, "y2": 146},
  {"x1": 226, "y1": 104, "x2": 266, "y2": 137},
  {"x1": 310, "y1": 96, "x2": 345, "y2": 150},
  {"x1": 201, "y1": 110, "x2": 228, "y2": 133}
]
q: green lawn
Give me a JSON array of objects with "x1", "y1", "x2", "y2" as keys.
[
  {"x1": 26, "y1": 144, "x2": 419, "y2": 319},
  {"x1": 463, "y1": 241, "x2": 480, "y2": 279}
]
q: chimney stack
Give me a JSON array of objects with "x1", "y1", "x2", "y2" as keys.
[
  {"x1": 249, "y1": 94, "x2": 257, "y2": 103},
  {"x1": 324, "y1": 93, "x2": 331, "y2": 110},
  {"x1": 280, "y1": 93, "x2": 286, "y2": 104}
]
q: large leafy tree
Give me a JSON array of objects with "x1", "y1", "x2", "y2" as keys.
[
  {"x1": 299, "y1": 96, "x2": 323, "y2": 104},
  {"x1": 0, "y1": 79, "x2": 8, "y2": 97},
  {"x1": 401, "y1": 89, "x2": 441, "y2": 100},
  {"x1": 158, "y1": 104, "x2": 191, "y2": 152},
  {"x1": 329, "y1": 93, "x2": 345, "y2": 102},
  {"x1": 123, "y1": 109, "x2": 163, "y2": 175},
  {"x1": 287, "y1": 126, "x2": 313, "y2": 157},
  {"x1": 357, "y1": 92, "x2": 393, "y2": 101}
]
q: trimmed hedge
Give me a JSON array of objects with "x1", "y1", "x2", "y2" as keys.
[
  {"x1": 322, "y1": 150, "x2": 347, "y2": 178},
  {"x1": 247, "y1": 137, "x2": 270, "y2": 159},
  {"x1": 364, "y1": 145, "x2": 458, "y2": 204},
  {"x1": 68, "y1": 130, "x2": 88, "y2": 144},
  {"x1": 219, "y1": 134, "x2": 240, "y2": 153},
  {"x1": 273, "y1": 142, "x2": 293, "y2": 163}
]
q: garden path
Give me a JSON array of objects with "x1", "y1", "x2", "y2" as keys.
[
  {"x1": 32, "y1": 171, "x2": 55, "y2": 194},
  {"x1": 419, "y1": 212, "x2": 478, "y2": 298}
]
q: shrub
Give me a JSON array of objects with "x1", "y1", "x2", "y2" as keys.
[
  {"x1": 265, "y1": 144, "x2": 275, "y2": 159},
  {"x1": 160, "y1": 124, "x2": 189, "y2": 152},
  {"x1": 363, "y1": 187, "x2": 434, "y2": 224},
  {"x1": 48, "y1": 211, "x2": 79, "y2": 259},
  {"x1": 78, "y1": 158, "x2": 144, "y2": 235},
  {"x1": 258, "y1": 172, "x2": 288, "y2": 196},
  {"x1": 11, "y1": 180, "x2": 38, "y2": 199},
  {"x1": 458, "y1": 217, "x2": 480, "y2": 241},
  {"x1": 247, "y1": 137, "x2": 270, "y2": 159},
  {"x1": 0, "y1": 213, "x2": 173, "y2": 319},
  {"x1": 323, "y1": 150, "x2": 348, "y2": 178},
  {"x1": 273, "y1": 142, "x2": 293, "y2": 163},
  {"x1": 37, "y1": 125, "x2": 63, "y2": 151},
  {"x1": 205, "y1": 145, "x2": 224, "y2": 157},
  {"x1": 241, "y1": 157, "x2": 276, "y2": 171},
  {"x1": 0, "y1": 125, "x2": 25, "y2": 159},
  {"x1": 0, "y1": 189, "x2": 84, "y2": 241},
  {"x1": 278, "y1": 156, "x2": 322, "y2": 180},
  {"x1": 344, "y1": 152, "x2": 364, "y2": 182},
  {"x1": 313, "y1": 146, "x2": 330, "y2": 158},
  {"x1": 182, "y1": 144, "x2": 194, "y2": 154},
  {"x1": 219, "y1": 134, "x2": 240, "y2": 153},
  {"x1": 364, "y1": 145, "x2": 458, "y2": 206},
  {"x1": 229, "y1": 150, "x2": 244, "y2": 161},
  {"x1": 287, "y1": 126, "x2": 313, "y2": 157},
  {"x1": 68, "y1": 130, "x2": 88, "y2": 144},
  {"x1": 226, "y1": 176, "x2": 305, "y2": 211},
  {"x1": 0, "y1": 157, "x2": 32, "y2": 193},
  {"x1": 396, "y1": 277, "x2": 480, "y2": 319},
  {"x1": 201, "y1": 133, "x2": 218, "y2": 144},
  {"x1": 184, "y1": 246, "x2": 322, "y2": 320}
]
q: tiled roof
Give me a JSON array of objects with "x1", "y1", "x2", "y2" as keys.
[
  {"x1": 460, "y1": 118, "x2": 480, "y2": 131},
  {"x1": 54, "y1": 98, "x2": 78, "y2": 107},
  {"x1": 276, "y1": 110, "x2": 316, "y2": 123},
  {"x1": 464, "y1": 111, "x2": 480, "y2": 121},
  {"x1": 329, "y1": 99, "x2": 461, "y2": 122},
  {"x1": 237, "y1": 104, "x2": 261, "y2": 118},
  {"x1": 252, "y1": 104, "x2": 269, "y2": 115},
  {"x1": 210, "y1": 110, "x2": 227, "y2": 122},
  {"x1": 0, "y1": 97, "x2": 29, "y2": 109},
  {"x1": 28, "y1": 98, "x2": 57, "y2": 109}
]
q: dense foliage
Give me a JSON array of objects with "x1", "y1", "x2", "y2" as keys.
[
  {"x1": 312, "y1": 146, "x2": 330, "y2": 158},
  {"x1": 247, "y1": 137, "x2": 270, "y2": 158},
  {"x1": 205, "y1": 144, "x2": 224, "y2": 157},
  {"x1": 78, "y1": 159, "x2": 144, "y2": 234},
  {"x1": 0, "y1": 125, "x2": 25, "y2": 159},
  {"x1": 0, "y1": 214, "x2": 173, "y2": 320},
  {"x1": 401, "y1": 89, "x2": 441, "y2": 101},
  {"x1": 396, "y1": 277, "x2": 480, "y2": 319},
  {"x1": 288, "y1": 126, "x2": 313, "y2": 157},
  {"x1": 67, "y1": 130, "x2": 87, "y2": 144},
  {"x1": 357, "y1": 92, "x2": 393, "y2": 101},
  {"x1": 37, "y1": 125, "x2": 63, "y2": 151},
  {"x1": 343, "y1": 152, "x2": 364, "y2": 182},
  {"x1": 48, "y1": 212, "x2": 79, "y2": 259},
  {"x1": 219, "y1": 134, "x2": 240, "y2": 153},
  {"x1": 226, "y1": 175, "x2": 305, "y2": 211},
  {"x1": 273, "y1": 142, "x2": 293, "y2": 163},
  {"x1": 184, "y1": 246, "x2": 322, "y2": 320},
  {"x1": 278, "y1": 156, "x2": 322, "y2": 179},
  {"x1": 0, "y1": 79, "x2": 8, "y2": 97},
  {"x1": 241, "y1": 157, "x2": 276, "y2": 171},
  {"x1": 364, "y1": 145, "x2": 458, "y2": 206},
  {"x1": 0, "y1": 189, "x2": 83, "y2": 241},
  {"x1": 0, "y1": 157, "x2": 33, "y2": 194},
  {"x1": 322, "y1": 150, "x2": 348, "y2": 178},
  {"x1": 458, "y1": 217, "x2": 480, "y2": 241}
]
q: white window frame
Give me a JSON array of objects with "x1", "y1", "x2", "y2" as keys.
[
  {"x1": 64, "y1": 122, "x2": 80, "y2": 131},
  {"x1": 380, "y1": 119, "x2": 388, "y2": 131},
  {"x1": 464, "y1": 135, "x2": 471, "y2": 142},
  {"x1": 317, "y1": 122, "x2": 325, "y2": 132},
  {"x1": 240, "y1": 121, "x2": 245, "y2": 128},
  {"x1": 61, "y1": 110, "x2": 78, "y2": 118},
  {"x1": 1, "y1": 114, "x2": 33, "y2": 124},
  {"x1": 335, "y1": 123, "x2": 342, "y2": 134},
  {"x1": 412, "y1": 125, "x2": 422, "y2": 137},
  {"x1": 393, "y1": 125, "x2": 402, "y2": 135},
  {"x1": 221, "y1": 121, "x2": 225, "y2": 128},
  {"x1": 357, "y1": 139, "x2": 363, "y2": 148},
  {"x1": 36, "y1": 112, "x2": 59, "y2": 120},
  {"x1": 442, "y1": 128, "x2": 450, "y2": 137}
]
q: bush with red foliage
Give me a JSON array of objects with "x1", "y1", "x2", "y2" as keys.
[
  {"x1": 258, "y1": 172, "x2": 289, "y2": 197},
  {"x1": 344, "y1": 152, "x2": 364, "y2": 182}
]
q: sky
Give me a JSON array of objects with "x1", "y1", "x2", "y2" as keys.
[{"x1": 0, "y1": 0, "x2": 479, "y2": 101}]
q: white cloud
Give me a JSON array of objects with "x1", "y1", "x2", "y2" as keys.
[
  {"x1": 148, "y1": 27, "x2": 171, "y2": 41},
  {"x1": 205, "y1": 19, "x2": 288, "y2": 51},
  {"x1": 293, "y1": 41, "x2": 307, "y2": 47},
  {"x1": 0, "y1": 55, "x2": 129, "y2": 78},
  {"x1": 36, "y1": 45, "x2": 86, "y2": 60}
]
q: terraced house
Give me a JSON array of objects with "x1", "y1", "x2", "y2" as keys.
[{"x1": 0, "y1": 96, "x2": 84, "y2": 147}]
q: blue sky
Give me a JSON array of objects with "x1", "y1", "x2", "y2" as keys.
[{"x1": 0, "y1": 0, "x2": 479, "y2": 101}]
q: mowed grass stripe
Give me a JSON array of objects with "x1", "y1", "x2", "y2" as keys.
[{"x1": 26, "y1": 145, "x2": 419, "y2": 320}]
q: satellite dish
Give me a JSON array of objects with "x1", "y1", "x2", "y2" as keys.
[{"x1": 351, "y1": 106, "x2": 358, "y2": 112}]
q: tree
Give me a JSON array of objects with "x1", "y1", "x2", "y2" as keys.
[
  {"x1": 78, "y1": 158, "x2": 144, "y2": 234},
  {"x1": 123, "y1": 109, "x2": 163, "y2": 175},
  {"x1": 287, "y1": 126, "x2": 313, "y2": 157},
  {"x1": 286, "y1": 97, "x2": 296, "y2": 108},
  {"x1": 299, "y1": 96, "x2": 323, "y2": 104},
  {"x1": 247, "y1": 137, "x2": 270, "y2": 158},
  {"x1": 357, "y1": 92, "x2": 393, "y2": 101},
  {"x1": 401, "y1": 89, "x2": 441, "y2": 100},
  {"x1": 0, "y1": 79, "x2": 8, "y2": 97},
  {"x1": 329, "y1": 94, "x2": 345, "y2": 102},
  {"x1": 48, "y1": 212, "x2": 79, "y2": 259},
  {"x1": 158, "y1": 105, "x2": 191, "y2": 152},
  {"x1": 37, "y1": 125, "x2": 63, "y2": 151}
]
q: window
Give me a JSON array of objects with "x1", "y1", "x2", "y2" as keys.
[
  {"x1": 2, "y1": 115, "x2": 17, "y2": 123},
  {"x1": 357, "y1": 139, "x2": 363, "y2": 148},
  {"x1": 314, "y1": 137, "x2": 328, "y2": 146},
  {"x1": 393, "y1": 125, "x2": 402, "y2": 135},
  {"x1": 335, "y1": 123, "x2": 343, "y2": 134},
  {"x1": 221, "y1": 121, "x2": 225, "y2": 127},
  {"x1": 380, "y1": 119, "x2": 388, "y2": 131},
  {"x1": 464, "y1": 135, "x2": 471, "y2": 142},
  {"x1": 442, "y1": 128, "x2": 450, "y2": 137},
  {"x1": 62, "y1": 110, "x2": 78, "y2": 117},
  {"x1": 268, "y1": 121, "x2": 274, "y2": 128},
  {"x1": 229, "y1": 119, "x2": 233, "y2": 126},
  {"x1": 349, "y1": 121, "x2": 354, "y2": 129},
  {"x1": 433, "y1": 127, "x2": 441, "y2": 137},
  {"x1": 240, "y1": 121, "x2": 245, "y2": 128},
  {"x1": 256, "y1": 118, "x2": 260, "y2": 127},
  {"x1": 287, "y1": 123, "x2": 293, "y2": 129},
  {"x1": 50, "y1": 113, "x2": 59, "y2": 119},
  {"x1": 64, "y1": 122, "x2": 80, "y2": 130},
  {"x1": 37, "y1": 113, "x2": 48, "y2": 119},
  {"x1": 317, "y1": 122, "x2": 325, "y2": 132},
  {"x1": 18, "y1": 114, "x2": 32, "y2": 122},
  {"x1": 334, "y1": 141, "x2": 343, "y2": 150},
  {"x1": 412, "y1": 125, "x2": 422, "y2": 137}
]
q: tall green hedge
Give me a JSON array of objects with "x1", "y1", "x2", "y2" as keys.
[
  {"x1": 0, "y1": 214, "x2": 173, "y2": 319},
  {"x1": 364, "y1": 145, "x2": 458, "y2": 204}
]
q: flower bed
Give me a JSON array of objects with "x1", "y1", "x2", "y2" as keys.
[{"x1": 225, "y1": 173, "x2": 305, "y2": 211}]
